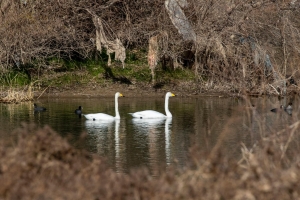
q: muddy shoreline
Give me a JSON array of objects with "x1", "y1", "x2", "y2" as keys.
[{"x1": 35, "y1": 81, "x2": 239, "y2": 99}]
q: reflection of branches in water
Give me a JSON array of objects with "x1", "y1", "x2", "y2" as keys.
[{"x1": 207, "y1": 96, "x2": 299, "y2": 164}]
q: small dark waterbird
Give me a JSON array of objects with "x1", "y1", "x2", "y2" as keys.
[
  {"x1": 33, "y1": 103, "x2": 47, "y2": 111},
  {"x1": 270, "y1": 105, "x2": 283, "y2": 113},
  {"x1": 270, "y1": 102, "x2": 292, "y2": 115},
  {"x1": 75, "y1": 106, "x2": 82, "y2": 115},
  {"x1": 285, "y1": 102, "x2": 293, "y2": 115}
]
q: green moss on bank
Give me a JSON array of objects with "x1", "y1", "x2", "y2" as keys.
[{"x1": 0, "y1": 50, "x2": 196, "y2": 89}]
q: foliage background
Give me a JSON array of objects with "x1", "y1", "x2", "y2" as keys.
[{"x1": 0, "y1": 0, "x2": 300, "y2": 94}]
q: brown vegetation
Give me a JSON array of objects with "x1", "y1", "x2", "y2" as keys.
[
  {"x1": 1, "y1": 0, "x2": 300, "y2": 95},
  {"x1": 1, "y1": 1, "x2": 300, "y2": 197},
  {"x1": 1, "y1": 110, "x2": 300, "y2": 199},
  {"x1": 0, "y1": 85, "x2": 33, "y2": 103}
]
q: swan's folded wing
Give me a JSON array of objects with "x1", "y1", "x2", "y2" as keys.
[
  {"x1": 84, "y1": 113, "x2": 114, "y2": 120},
  {"x1": 129, "y1": 110, "x2": 166, "y2": 119}
]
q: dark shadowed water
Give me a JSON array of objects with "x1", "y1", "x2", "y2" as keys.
[{"x1": 0, "y1": 94, "x2": 298, "y2": 175}]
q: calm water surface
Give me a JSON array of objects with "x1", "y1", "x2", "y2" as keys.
[{"x1": 0, "y1": 94, "x2": 298, "y2": 175}]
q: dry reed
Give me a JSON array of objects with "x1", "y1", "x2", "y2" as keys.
[{"x1": 0, "y1": 85, "x2": 33, "y2": 103}]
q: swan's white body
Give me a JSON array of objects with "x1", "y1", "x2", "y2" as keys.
[
  {"x1": 84, "y1": 92, "x2": 123, "y2": 120},
  {"x1": 129, "y1": 92, "x2": 175, "y2": 119}
]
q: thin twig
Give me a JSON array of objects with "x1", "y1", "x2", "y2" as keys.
[
  {"x1": 268, "y1": 84, "x2": 280, "y2": 95},
  {"x1": 280, "y1": 121, "x2": 300, "y2": 160},
  {"x1": 36, "y1": 85, "x2": 50, "y2": 100}
]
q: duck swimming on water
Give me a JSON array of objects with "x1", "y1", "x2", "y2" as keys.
[
  {"x1": 284, "y1": 102, "x2": 293, "y2": 115},
  {"x1": 33, "y1": 103, "x2": 46, "y2": 111},
  {"x1": 75, "y1": 106, "x2": 82, "y2": 115},
  {"x1": 270, "y1": 103, "x2": 292, "y2": 115}
]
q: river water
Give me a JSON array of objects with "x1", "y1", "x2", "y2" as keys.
[{"x1": 0, "y1": 94, "x2": 298, "y2": 175}]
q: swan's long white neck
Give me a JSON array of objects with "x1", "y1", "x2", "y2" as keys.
[
  {"x1": 165, "y1": 93, "x2": 172, "y2": 117},
  {"x1": 115, "y1": 93, "x2": 120, "y2": 119}
]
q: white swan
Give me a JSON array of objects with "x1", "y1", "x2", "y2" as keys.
[
  {"x1": 84, "y1": 92, "x2": 123, "y2": 120},
  {"x1": 129, "y1": 92, "x2": 175, "y2": 119}
]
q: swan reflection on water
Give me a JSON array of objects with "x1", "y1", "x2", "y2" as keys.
[
  {"x1": 85, "y1": 119, "x2": 122, "y2": 172},
  {"x1": 84, "y1": 118, "x2": 174, "y2": 174},
  {"x1": 132, "y1": 118, "x2": 173, "y2": 174},
  {"x1": 131, "y1": 118, "x2": 167, "y2": 127},
  {"x1": 85, "y1": 119, "x2": 115, "y2": 129},
  {"x1": 164, "y1": 118, "x2": 172, "y2": 165}
]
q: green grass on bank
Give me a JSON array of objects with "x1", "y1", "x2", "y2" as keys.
[
  {"x1": 0, "y1": 50, "x2": 196, "y2": 88},
  {"x1": 0, "y1": 71, "x2": 30, "y2": 86}
]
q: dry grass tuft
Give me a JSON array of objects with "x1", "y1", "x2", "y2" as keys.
[{"x1": 0, "y1": 85, "x2": 33, "y2": 103}]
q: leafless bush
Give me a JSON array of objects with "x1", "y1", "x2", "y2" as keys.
[
  {"x1": 184, "y1": 1, "x2": 300, "y2": 92},
  {"x1": 0, "y1": 0, "x2": 95, "y2": 70}
]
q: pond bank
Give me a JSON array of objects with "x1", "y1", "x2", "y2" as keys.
[
  {"x1": 1, "y1": 78, "x2": 298, "y2": 103},
  {"x1": 35, "y1": 80, "x2": 299, "y2": 101},
  {"x1": 34, "y1": 81, "x2": 249, "y2": 99}
]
